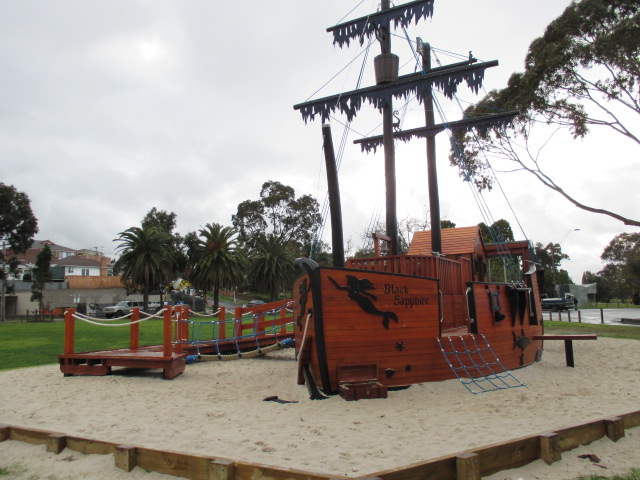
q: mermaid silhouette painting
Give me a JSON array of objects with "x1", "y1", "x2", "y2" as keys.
[{"x1": 328, "y1": 275, "x2": 399, "y2": 329}]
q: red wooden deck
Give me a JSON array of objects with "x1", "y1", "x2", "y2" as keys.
[
  {"x1": 59, "y1": 304, "x2": 296, "y2": 380},
  {"x1": 59, "y1": 345, "x2": 187, "y2": 379}
]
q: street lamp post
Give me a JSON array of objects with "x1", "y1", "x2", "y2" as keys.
[
  {"x1": 552, "y1": 228, "x2": 581, "y2": 293},
  {"x1": 1, "y1": 237, "x2": 6, "y2": 322}
]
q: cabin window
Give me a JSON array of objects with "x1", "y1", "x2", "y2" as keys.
[
  {"x1": 67, "y1": 267, "x2": 74, "y2": 274},
  {"x1": 81, "y1": 268, "x2": 89, "y2": 276}
]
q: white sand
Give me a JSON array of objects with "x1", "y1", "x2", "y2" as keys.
[{"x1": 1, "y1": 337, "x2": 639, "y2": 479}]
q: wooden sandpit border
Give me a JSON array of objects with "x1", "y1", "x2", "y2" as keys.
[{"x1": 1, "y1": 410, "x2": 639, "y2": 480}]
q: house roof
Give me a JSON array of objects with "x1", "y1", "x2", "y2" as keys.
[
  {"x1": 31, "y1": 240, "x2": 76, "y2": 253},
  {"x1": 408, "y1": 226, "x2": 484, "y2": 256},
  {"x1": 54, "y1": 256, "x2": 101, "y2": 267}
]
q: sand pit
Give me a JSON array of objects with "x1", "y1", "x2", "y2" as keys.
[{"x1": 1, "y1": 337, "x2": 639, "y2": 479}]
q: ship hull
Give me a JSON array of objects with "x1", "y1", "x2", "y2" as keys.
[{"x1": 293, "y1": 263, "x2": 543, "y2": 396}]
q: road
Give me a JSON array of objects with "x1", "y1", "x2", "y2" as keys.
[{"x1": 544, "y1": 308, "x2": 640, "y2": 326}]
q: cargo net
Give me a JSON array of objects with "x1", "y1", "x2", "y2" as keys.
[{"x1": 437, "y1": 334, "x2": 525, "y2": 394}]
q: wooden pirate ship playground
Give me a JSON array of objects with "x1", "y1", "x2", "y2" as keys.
[
  {"x1": 27, "y1": 2, "x2": 632, "y2": 479},
  {"x1": 290, "y1": 0, "x2": 596, "y2": 400}
]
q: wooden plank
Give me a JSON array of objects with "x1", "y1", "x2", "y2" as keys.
[
  {"x1": 539, "y1": 432, "x2": 561, "y2": 465},
  {"x1": 115, "y1": 445, "x2": 137, "y2": 472},
  {"x1": 135, "y1": 447, "x2": 220, "y2": 480},
  {"x1": 532, "y1": 335, "x2": 597, "y2": 340},
  {"x1": 375, "y1": 455, "x2": 456, "y2": 480},
  {"x1": 474, "y1": 436, "x2": 539, "y2": 477},
  {"x1": 0, "y1": 424, "x2": 9, "y2": 442},
  {"x1": 9, "y1": 426, "x2": 52, "y2": 445},
  {"x1": 557, "y1": 420, "x2": 606, "y2": 451},
  {"x1": 622, "y1": 410, "x2": 640, "y2": 429},
  {"x1": 234, "y1": 461, "x2": 335, "y2": 480},
  {"x1": 65, "y1": 436, "x2": 117, "y2": 455}
]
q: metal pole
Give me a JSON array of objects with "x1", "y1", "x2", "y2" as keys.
[
  {"x1": 1, "y1": 238, "x2": 6, "y2": 322},
  {"x1": 380, "y1": 0, "x2": 399, "y2": 255},
  {"x1": 420, "y1": 41, "x2": 441, "y2": 254}
]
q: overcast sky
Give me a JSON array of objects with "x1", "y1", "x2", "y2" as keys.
[{"x1": 1, "y1": 0, "x2": 638, "y2": 283}]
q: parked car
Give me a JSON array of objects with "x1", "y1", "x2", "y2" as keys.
[
  {"x1": 541, "y1": 293, "x2": 576, "y2": 312},
  {"x1": 246, "y1": 299, "x2": 265, "y2": 307},
  {"x1": 103, "y1": 300, "x2": 143, "y2": 318}
]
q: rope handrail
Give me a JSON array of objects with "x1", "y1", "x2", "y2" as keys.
[
  {"x1": 71, "y1": 308, "x2": 167, "y2": 327},
  {"x1": 187, "y1": 308, "x2": 221, "y2": 317}
]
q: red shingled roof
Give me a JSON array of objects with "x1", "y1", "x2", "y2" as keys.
[{"x1": 408, "y1": 226, "x2": 483, "y2": 256}]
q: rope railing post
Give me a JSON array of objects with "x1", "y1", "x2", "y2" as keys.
[
  {"x1": 64, "y1": 308, "x2": 76, "y2": 355},
  {"x1": 234, "y1": 306, "x2": 243, "y2": 337},
  {"x1": 218, "y1": 307, "x2": 226, "y2": 339},
  {"x1": 163, "y1": 305, "x2": 172, "y2": 357},
  {"x1": 130, "y1": 308, "x2": 140, "y2": 351},
  {"x1": 176, "y1": 305, "x2": 189, "y2": 353},
  {"x1": 600, "y1": 308, "x2": 604, "y2": 324}
]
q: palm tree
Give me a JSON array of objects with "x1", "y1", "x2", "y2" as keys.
[
  {"x1": 188, "y1": 223, "x2": 245, "y2": 311},
  {"x1": 113, "y1": 225, "x2": 178, "y2": 312},
  {"x1": 249, "y1": 233, "x2": 295, "y2": 302}
]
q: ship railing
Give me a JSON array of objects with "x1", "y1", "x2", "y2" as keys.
[{"x1": 346, "y1": 254, "x2": 465, "y2": 295}]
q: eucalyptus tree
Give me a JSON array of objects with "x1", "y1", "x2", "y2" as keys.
[
  {"x1": 249, "y1": 233, "x2": 295, "y2": 302},
  {"x1": 601, "y1": 232, "x2": 640, "y2": 304},
  {"x1": 232, "y1": 180, "x2": 321, "y2": 257},
  {"x1": 451, "y1": 0, "x2": 640, "y2": 227},
  {"x1": 188, "y1": 223, "x2": 245, "y2": 311},
  {"x1": 113, "y1": 225, "x2": 179, "y2": 312}
]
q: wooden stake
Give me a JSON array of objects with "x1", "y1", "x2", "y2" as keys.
[
  {"x1": 605, "y1": 417, "x2": 625, "y2": 442},
  {"x1": 539, "y1": 432, "x2": 561, "y2": 465},
  {"x1": 46, "y1": 433, "x2": 67, "y2": 454},
  {"x1": 209, "y1": 459, "x2": 235, "y2": 480},
  {"x1": 456, "y1": 452, "x2": 480, "y2": 480},
  {"x1": 115, "y1": 445, "x2": 137, "y2": 472}
]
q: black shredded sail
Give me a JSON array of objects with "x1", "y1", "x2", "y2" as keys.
[
  {"x1": 294, "y1": 61, "x2": 497, "y2": 124},
  {"x1": 327, "y1": 0, "x2": 435, "y2": 47},
  {"x1": 354, "y1": 111, "x2": 519, "y2": 154}
]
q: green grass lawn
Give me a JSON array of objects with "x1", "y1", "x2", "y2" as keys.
[
  {"x1": 575, "y1": 470, "x2": 640, "y2": 480},
  {"x1": 544, "y1": 321, "x2": 640, "y2": 340},
  {"x1": 0, "y1": 312, "x2": 293, "y2": 371},
  {"x1": 0, "y1": 318, "x2": 166, "y2": 371}
]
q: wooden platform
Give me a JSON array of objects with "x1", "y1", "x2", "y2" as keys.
[
  {"x1": 59, "y1": 346, "x2": 187, "y2": 380},
  {"x1": 59, "y1": 333, "x2": 296, "y2": 379}
]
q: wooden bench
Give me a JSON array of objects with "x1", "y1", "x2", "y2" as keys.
[{"x1": 533, "y1": 335, "x2": 597, "y2": 368}]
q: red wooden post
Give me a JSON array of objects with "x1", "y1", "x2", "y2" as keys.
[
  {"x1": 182, "y1": 305, "x2": 189, "y2": 341},
  {"x1": 174, "y1": 307, "x2": 182, "y2": 354},
  {"x1": 218, "y1": 307, "x2": 226, "y2": 340},
  {"x1": 176, "y1": 305, "x2": 189, "y2": 353},
  {"x1": 64, "y1": 308, "x2": 76, "y2": 355},
  {"x1": 130, "y1": 308, "x2": 139, "y2": 350},
  {"x1": 163, "y1": 305, "x2": 172, "y2": 357}
]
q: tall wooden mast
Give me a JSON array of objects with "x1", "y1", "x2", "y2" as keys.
[
  {"x1": 379, "y1": 0, "x2": 399, "y2": 254},
  {"x1": 420, "y1": 40, "x2": 441, "y2": 254},
  {"x1": 293, "y1": 0, "x2": 517, "y2": 260}
]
